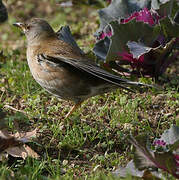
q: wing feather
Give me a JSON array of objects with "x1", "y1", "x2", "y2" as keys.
[{"x1": 37, "y1": 54, "x2": 152, "y2": 91}]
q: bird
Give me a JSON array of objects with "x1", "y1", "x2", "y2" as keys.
[
  {"x1": 0, "y1": 0, "x2": 8, "y2": 23},
  {"x1": 13, "y1": 18, "x2": 151, "y2": 118}
]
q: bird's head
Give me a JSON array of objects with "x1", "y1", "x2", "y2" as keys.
[{"x1": 13, "y1": 18, "x2": 55, "y2": 43}]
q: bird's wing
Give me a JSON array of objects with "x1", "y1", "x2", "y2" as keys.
[{"x1": 37, "y1": 53, "x2": 152, "y2": 89}]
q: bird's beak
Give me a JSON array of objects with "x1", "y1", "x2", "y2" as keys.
[{"x1": 13, "y1": 22, "x2": 26, "y2": 32}]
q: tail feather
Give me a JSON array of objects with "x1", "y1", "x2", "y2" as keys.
[{"x1": 93, "y1": 72, "x2": 154, "y2": 89}]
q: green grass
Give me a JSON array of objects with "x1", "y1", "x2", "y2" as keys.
[{"x1": 0, "y1": 0, "x2": 178, "y2": 179}]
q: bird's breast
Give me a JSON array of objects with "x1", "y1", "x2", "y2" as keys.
[{"x1": 27, "y1": 47, "x2": 65, "y2": 91}]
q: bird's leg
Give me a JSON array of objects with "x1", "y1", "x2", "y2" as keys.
[{"x1": 65, "y1": 102, "x2": 82, "y2": 118}]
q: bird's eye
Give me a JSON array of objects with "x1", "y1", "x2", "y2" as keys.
[{"x1": 26, "y1": 25, "x2": 31, "y2": 31}]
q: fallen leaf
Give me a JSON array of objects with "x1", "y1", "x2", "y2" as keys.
[
  {"x1": 6, "y1": 146, "x2": 27, "y2": 159},
  {"x1": 23, "y1": 145, "x2": 40, "y2": 159},
  {"x1": 13, "y1": 128, "x2": 37, "y2": 143},
  {"x1": 0, "y1": 129, "x2": 39, "y2": 160}
]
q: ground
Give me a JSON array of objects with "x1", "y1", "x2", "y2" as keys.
[{"x1": 0, "y1": 0, "x2": 178, "y2": 179}]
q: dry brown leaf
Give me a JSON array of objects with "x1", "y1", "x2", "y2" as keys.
[
  {"x1": 0, "y1": 137, "x2": 21, "y2": 153},
  {"x1": 6, "y1": 146, "x2": 27, "y2": 159},
  {"x1": 0, "y1": 130, "x2": 22, "y2": 153},
  {"x1": 0, "y1": 128, "x2": 39, "y2": 160},
  {"x1": 13, "y1": 128, "x2": 37, "y2": 142},
  {"x1": 4, "y1": 145, "x2": 39, "y2": 160},
  {"x1": 23, "y1": 144, "x2": 40, "y2": 159}
]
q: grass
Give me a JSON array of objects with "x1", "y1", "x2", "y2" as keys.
[{"x1": 0, "y1": 0, "x2": 179, "y2": 179}]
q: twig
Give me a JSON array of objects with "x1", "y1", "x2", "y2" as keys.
[{"x1": 4, "y1": 105, "x2": 26, "y2": 114}]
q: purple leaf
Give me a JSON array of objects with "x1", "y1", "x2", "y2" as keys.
[
  {"x1": 95, "y1": 0, "x2": 151, "y2": 36},
  {"x1": 125, "y1": 38, "x2": 177, "y2": 75},
  {"x1": 113, "y1": 160, "x2": 144, "y2": 178},
  {"x1": 128, "y1": 125, "x2": 179, "y2": 179},
  {"x1": 127, "y1": 41, "x2": 152, "y2": 59},
  {"x1": 113, "y1": 160, "x2": 165, "y2": 179},
  {"x1": 128, "y1": 135, "x2": 157, "y2": 170},
  {"x1": 93, "y1": 15, "x2": 178, "y2": 78},
  {"x1": 153, "y1": 0, "x2": 179, "y2": 19},
  {"x1": 129, "y1": 135, "x2": 179, "y2": 178},
  {"x1": 121, "y1": 7, "x2": 159, "y2": 26},
  {"x1": 159, "y1": 125, "x2": 179, "y2": 151},
  {"x1": 97, "y1": 7, "x2": 158, "y2": 41},
  {"x1": 97, "y1": 25, "x2": 112, "y2": 40},
  {"x1": 105, "y1": 20, "x2": 156, "y2": 62},
  {"x1": 93, "y1": 0, "x2": 178, "y2": 78}
]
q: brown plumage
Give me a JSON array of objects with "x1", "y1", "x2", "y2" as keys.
[{"x1": 13, "y1": 18, "x2": 151, "y2": 118}]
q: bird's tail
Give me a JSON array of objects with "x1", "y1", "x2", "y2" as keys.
[{"x1": 93, "y1": 71, "x2": 154, "y2": 89}]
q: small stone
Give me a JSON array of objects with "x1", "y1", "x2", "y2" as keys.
[
  {"x1": 153, "y1": 105, "x2": 159, "y2": 109},
  {"x1": 62, "y1": 160, "x2": 68, "y2": 166},
  {"x1": 123, "y1": 123, "x2": 133, "y2": 130}
]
